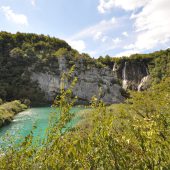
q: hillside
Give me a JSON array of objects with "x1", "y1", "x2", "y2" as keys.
[
  {"x1": 0, "y1": 32, "x2": 123, "y2": 105},
  {"x1": 0, "y1": 31, "x2": 75, "y2": 105},
  {"x1": 0, "y1": 32, "x2": 170, "y2": 106},
  {"x1": 98, "y1": 49, "x2": 170, "y2": 90}
]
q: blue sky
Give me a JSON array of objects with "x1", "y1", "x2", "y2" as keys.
[{"x1": 0, "y1": 0, "x2": 170, "y2": 58}]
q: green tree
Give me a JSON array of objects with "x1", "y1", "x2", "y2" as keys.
[{"x1": 10, "y1": 47, "x2": 24, "y2": 58}]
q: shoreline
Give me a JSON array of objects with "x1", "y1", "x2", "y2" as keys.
[{"x1": 0, "y1": 100, "x2": 27, "y2": 128}]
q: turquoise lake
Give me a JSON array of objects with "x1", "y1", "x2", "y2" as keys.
[{"x1": 0, "y1": 107, "x2": 84, "y2": 148}]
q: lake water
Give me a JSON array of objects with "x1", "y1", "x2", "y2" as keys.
[{"x1": 0, "y1": 107, "x2": 84, "y2": 148}]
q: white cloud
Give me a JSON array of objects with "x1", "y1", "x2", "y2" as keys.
[
  {"x1": 94, "y1": 32, "x2": 109, "y2": 43},
  {"x1": 1, "y1": 6, "x2": 28, "y2": 26},
  {"x1": 88, "y1": 50, "x2": 97, "y2": 57},
  {"x1": 99, "y1": 0, "x2": 170, "y2": 53},
  {"x1": 94, "y1": 31, "x2": 103, "y2": 40},
  {"x1": 122, "y1": 31, "x2": 128, "y2": 37},
  {"x1": 112, "y1": 37, "x2": 121, "y2": 44},
  {"x1": 66, "y1": 17, "x2": 118, "y2": 55},
  {"x1": 106, "y1": 37, "x2": 121, "y2": 50},
  {"x1": 98, "y1": 0, "x2": 147, "y2": 13},
  {"x1": 31, "y1": 0, "x2": 36, "y2": 6},
  {"x1": 116, "y1": 49, "x2": 139, "y2": 57},
  {"x1": 131, "y1": 0, "x2": 170, "y2": 50},
  {"x1": 101, "y1": 36, "x2": 108, "y2": 42},
  {"x1": 67, "y1": 40, "x2": 86, "y2": 53},
  {"x1": 71, "y1": 17, "x2": 116, "y2": 40},
  {"x1": 124, "y1": 44, "x2": 135, "y2": 50}
]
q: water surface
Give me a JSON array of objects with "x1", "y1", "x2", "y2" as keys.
[{"x1": 0, "y1": 107, "x2": 83, "y2": 148}]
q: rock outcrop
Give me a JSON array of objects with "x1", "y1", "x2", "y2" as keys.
[
  {"x1": 30, "y1": 56, "x2": 153, "y2": 104},
  {"x1": 113, "y1": 60, "x2": 150, "y2": 91},
  {"x1": 31, "y1": 56, "x2": 124, "y2": 104},
  {"x1": 137, "y1": 75, "x2": 151, "y2": 91}
]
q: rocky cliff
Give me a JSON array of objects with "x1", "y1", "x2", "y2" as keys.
[
  {"x1": 31, "y1": 56, "x2": 124, "y2": 104},
  {"x1": 0, "y1": 32, "x2": 169, "y2": 105},
  {"x1": 30, "y1": 55, "x2": 155, "y2": 104},
  {"x1": 112, "y1": 60, "x2": 151, "y2": 91}
]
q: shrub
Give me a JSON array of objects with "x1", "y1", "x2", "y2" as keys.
[{"x1": 0, "y1": 77, "x2": 169, "y2": 169}]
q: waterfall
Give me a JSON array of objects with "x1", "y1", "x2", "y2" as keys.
[
  {"x1": 112, "y1": 63, "x2": 117, "y2": 72},
  {"x1": 112, "y1": 63, "x2": 118, "y2": 78},
  {"x1": 137, "y1": 75, "x2": 150, "y2": 91},
  {"x1": 145, "y1": 65, "x2": 149, "y2": 75},
  {"x1": 137, "y1": 65, "x2": 150, "y2": 91},
  {"x1": 122, "y1": 62, "x2": 128, "y2": 90}
]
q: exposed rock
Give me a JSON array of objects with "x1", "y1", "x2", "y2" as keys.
[
  {"x1": 31, "y1": 56, "x2": 152, "y2": 104},
  {"x1": 31, "y1": 72, "x2": 60, "y2": 101},
  {"x1": 31, "y1": 56, "x2": 124, "y2": 104},
  {"x1": 113, "y1": 61, "x2": 150, "y2": 90},
  {"x1": 138, "y1": 75, "x2": 151, "y2": 91}
]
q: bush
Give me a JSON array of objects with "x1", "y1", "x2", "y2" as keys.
[
  {"x1": 0, "y1": 75, "x2": 169, "y2": 169},
  {"x1": 0, "y1": 100, "x2": 27, "y2": 127},
  {"x1": 54, "y1": 48, "x2": 70, "y2": 57}
]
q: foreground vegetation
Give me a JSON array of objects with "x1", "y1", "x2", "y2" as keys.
[
  {"x1": 0, "y1": 100, "x2": 27, "y2": 127},
  {"x1": 0, "y1": 73, "x2": 169, "y2": 169},
  {"x1": 0, "y1": 31, "x2": 170, "y2": 169}
]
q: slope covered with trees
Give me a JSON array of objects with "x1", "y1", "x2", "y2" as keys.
[
  {"x1": 0, "y1": 32, "x2": 102, "y2": 105},
  {"x1": 0, "y1": 31, "x2": 73, "y2": 105},
  {"x1": 0, "y1": 31, "x2": 170, "y2": 105}
]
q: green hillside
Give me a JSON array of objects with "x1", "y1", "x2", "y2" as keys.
[
  {"x1": 0, "y1": 31, "x2": 170, "y2": 105},
  {"x1": 0, "y1": 31, "x2": 72, "y2": 105}
]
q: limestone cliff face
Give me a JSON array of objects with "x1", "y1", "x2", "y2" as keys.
[
  {"x1": 30, "y1": 56, "x2": 152, "y2": 104},
  {"x1": 113, "y1": 60, "x2": 151, "y2": 91},
  {"x1": 31, "y1": 56, "x2": 124, "y2": 104}
]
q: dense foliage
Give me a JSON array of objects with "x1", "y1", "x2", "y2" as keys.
[
  {"x1": 0, "y1": 31, "x2": 170, "y2": 105},
  {"x1": 0, "y1": 31, "x2": 73, "y2": 104},
  {"x1": 0, "y1": 32, "x2": 170, "y2": 169},
  {"x1": 0, "y1": 32, "x2": 105, "y2": 105},
  {"x1": 0, "y1": 100, "x2": 27, "y2": 127},
  {"x1": 0, "y1": 71, "x2": 169, "y2": 169}
]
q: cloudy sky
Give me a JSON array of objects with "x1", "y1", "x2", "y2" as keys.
[{"x1": 0, "y1": 0, "x2": 170, "y2": 57}]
